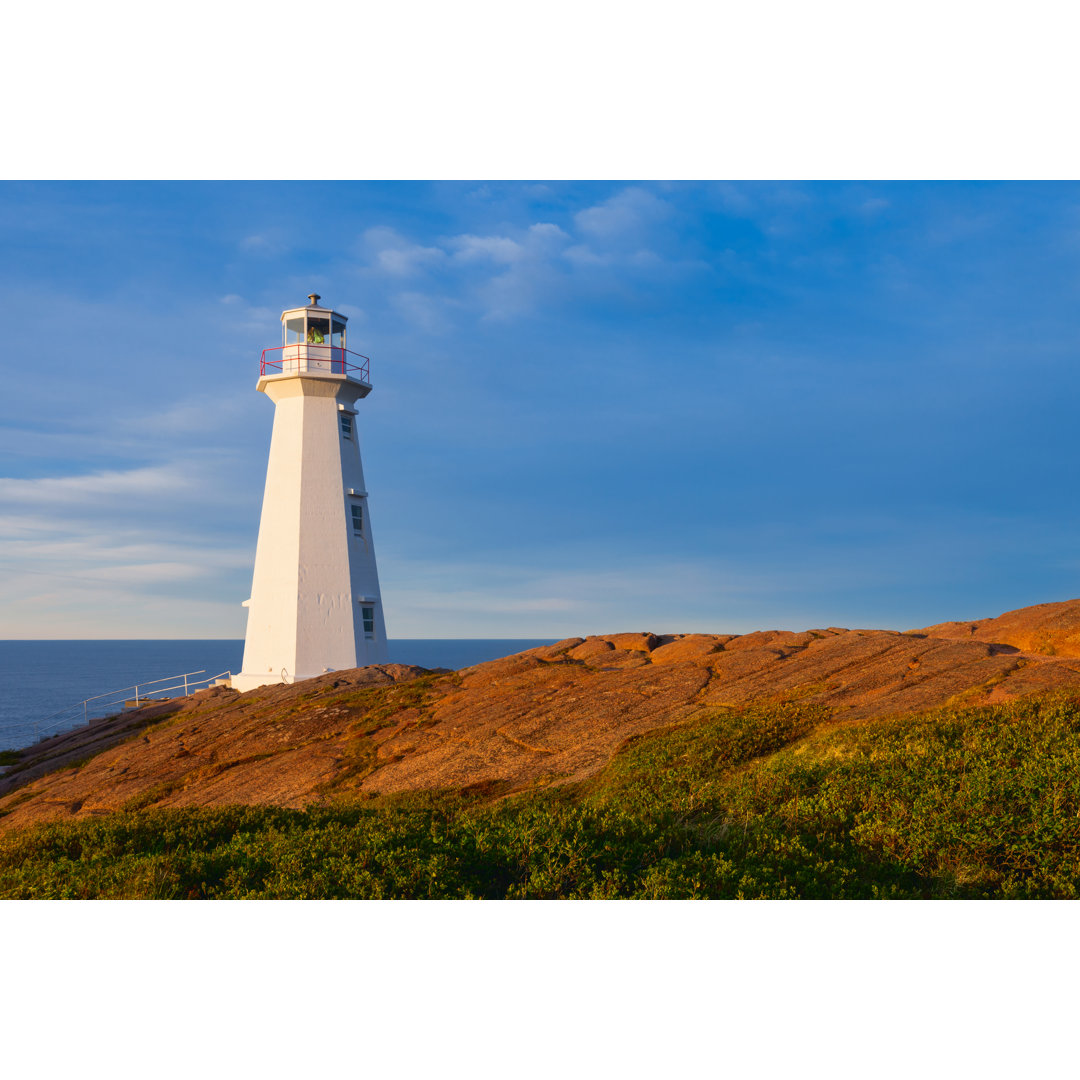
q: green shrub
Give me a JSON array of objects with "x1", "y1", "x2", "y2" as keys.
[{"x1": 2, "y1": 696, "x2": 1079, "y2": 898}]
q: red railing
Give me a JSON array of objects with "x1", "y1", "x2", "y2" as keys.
[{"x1": 259, "y1": 345, "x2": 371, "y2": 383}]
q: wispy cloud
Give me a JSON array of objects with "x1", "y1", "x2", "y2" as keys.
[
  {"x1": 451, "y1": 234, "x2": 528, "y2": 264},
  {"x1": 574, "y1": 186, "x2": 672, "y2": 244},
  {"x1": 356, "y1": 186, "x2": 707, "y2": 324},
  {"x1": 364, "y1": 226, "x2": 446, "y2": 277},
  {"x1": 0, "y1": 454, "x2": 257, "y2": 636},
  {"x1": 239, "y1": 234, "x2": 276, "y2": 253},
  {"x1": 378, "y1": 551, "x2": 899, "y2": 638},
  {"x1": 125, "y1": 395, "x2": 251, "y2": 438},
  {"x1": 0, "y1": 464, "x2": 193, "y2": 505},
  {"x1": 859, "y1": 197, "x2": 890, "y2": 216}
]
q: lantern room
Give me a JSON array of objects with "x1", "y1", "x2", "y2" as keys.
[
  {"x1": 281, "y1": 293, "x2": 348, "y2": 350},
  {"x1": 258, "y1": 293, "x2": 371, "y2": 387}
]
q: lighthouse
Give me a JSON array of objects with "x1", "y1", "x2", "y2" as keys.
[{"x1": 232, "y1": 295, "x2": 389, "y2": 693}]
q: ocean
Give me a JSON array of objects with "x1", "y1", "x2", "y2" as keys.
[{"x1": 0, "y1": 639, "x2": 556, "y2": 752}]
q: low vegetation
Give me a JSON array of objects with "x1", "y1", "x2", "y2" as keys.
[{"x1": 2, "y1": 694, "x2": 1079, "y2": 898}]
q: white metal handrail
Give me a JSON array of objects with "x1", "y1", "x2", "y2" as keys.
[{"x1": 30, "y1": 669, "x2": 233, "y2": 744}]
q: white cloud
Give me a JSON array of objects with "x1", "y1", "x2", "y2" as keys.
[
  {"x1": 526, "y1": 222, "x2": 570, "y2": 249},
  {"x1": 379, "y1": 555, "x2": 791, "y2": 638},
  {"x1": 127, "y1": 395, "x2": 249, "y2": 437},
  {"x1": 0, "y1": 464, "x2": 193, "y2": 505},
  {"x1": 443, "y1": 223, "x2": 571, "y2": 319},
  {"x1": 574, "y1": 187, "x2": 672, "y2": 243},
  {"x1": 925, "y1": 212, "x2": 998, "y2": 246},
  {"x1": 451, "y1": 234, "x2": 527, "y2": 264},
  {"x1": 562, "y1": 244, "x2": 607, "y2": 267},
  {"x1": 714, "y1": 182, "x2": 755, "y2": 215},
  {"x1": 450, "y1": 223, "x2": 568, "y2": 267},
  {"x1": 356, "y1": 191, "x2": 698, "y2": 326},
  {"x1": 0, "y1": 474, "x2": 256, "y2": 637},
  {"x1": 364, "y1": 226, "x2": 445, "y2": 277},
  {"x1": 475, "y1": 267, "x2": 555, "y2": 321}
]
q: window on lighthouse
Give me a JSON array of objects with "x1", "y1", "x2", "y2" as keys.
[
  {"x1": 362, "y1": 606, "x2": 375, "y2": 639},
  {"x1": 351, "y1": 503, "x2": 364, "y2": 535},
  {"x1": 340, "y1": 414, "x2": 353, "y2": 439}
]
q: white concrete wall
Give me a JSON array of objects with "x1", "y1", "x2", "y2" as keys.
[{"x1": 233, "y1": 371, "x2": 388, "y2": 693}]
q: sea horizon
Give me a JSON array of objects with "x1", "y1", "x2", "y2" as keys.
[
  {"x1": 0, "y1": 637, "x2": 563, "y2": 642},
  {"x1": 0, "y1": 638, "x2": 558, "y2": 751}
]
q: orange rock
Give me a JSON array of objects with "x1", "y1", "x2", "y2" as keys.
[
  {"x1": 7, "y1": 601, "x2": 1080, "y2": 831},
  {"x1": 605, "y1": 632, "x2": 660, "y2": 653},
  {"x1": 725, "y1": 630, "x2": 816, "y2": 653},
  {"x1": 650, "y1": 634, "x2": 729, "y2": 665},
  {"x1": 915, "y1": 599, "x2": 1080, "y2": 658},
  {"x1": 568, "y1": 638, "x2": 616, "y2": 660},
  {"x1": 528, "y1": 638, "x2": 585, "y2": 661},
  {"x1": 580, "y1": 649, "x2": 651, "y2": 671}
]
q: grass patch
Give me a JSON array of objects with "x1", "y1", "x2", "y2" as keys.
[
  {"x1": 120, "y1": 779, "x2": 184, "y2": 813},
  {"x1": 333, "y1": 672, "x2": 461, "y2": 730},
  {"x1": 0, "y1": 790, "x2": 37, "y2": 820},
  {"x1": 3, "y1": 695, "x2": 1080, "y2": 898},
  {"x1": 319, "y1": 737, "x2": 380, "y2": 798}
]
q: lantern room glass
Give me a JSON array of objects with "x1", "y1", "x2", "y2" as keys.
[{"x1": 277, "y1": 309, "x2": 352, "y2": 377}]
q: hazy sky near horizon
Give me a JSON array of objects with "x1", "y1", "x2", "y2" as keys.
[{"x1": 2, "y1": 180, "x2": 1079, "y2": 638}]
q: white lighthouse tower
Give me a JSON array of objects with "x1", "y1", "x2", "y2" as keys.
[{"x1": 232, "y1": 295, "x2": 389, "y2": 693}]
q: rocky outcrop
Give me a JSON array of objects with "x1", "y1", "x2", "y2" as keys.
[
  {"x1": 4, "y1": 601, "x2": 1080, "y2": 831},
  {"x1": 915, "y1": 598, "x2": 1080, "y2": 658}
]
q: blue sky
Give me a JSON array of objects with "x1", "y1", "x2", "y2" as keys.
[{"x1": 2, "y1": 180, "x2": 1079, "y2": 638}]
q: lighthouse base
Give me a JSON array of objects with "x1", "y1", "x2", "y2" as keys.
[
  {"x1": 230, "y1": 670, "x2": 294, "y2": 693},
  {"x1": 230, "y1": 657, "x2": 387, "y2": 694}
]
